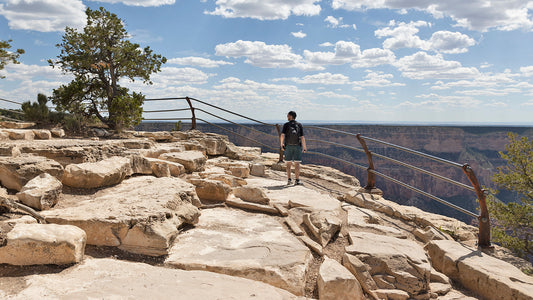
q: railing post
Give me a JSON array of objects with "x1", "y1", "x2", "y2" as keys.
[
  {"x1": 276, "y1": 124, "x2": 284, "y2": 162},
  {"x1": 185, "y1": 96, "x2": 196, "y2": 129},
  {"x1": 356, "y1": 134, "x2": 382, "y2": 195},
  {"x1": 462, "y1": 164, "x2": 491, "y2": 247}
]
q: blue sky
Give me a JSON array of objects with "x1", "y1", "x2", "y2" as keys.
[{"x1": 1, "y1": 0, "x2": 533, "y2": 124}]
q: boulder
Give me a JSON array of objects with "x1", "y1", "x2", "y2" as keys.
[
  {"x1": 225, "y1": 196, "x2": 279, "y2": 215},
  {"x1": 42, "y1": 176, "x2": 200, "y2": 256},
  {"x1": 342, "y1": 253, "x2": 379, "y2": 295},
  {"x1": 0, "y1": 144, "x2": 20, "y2": 156},
  {"x1": 16, "y1": 173, "x2": 62, "y2": 210},
  {"x1": 413, "y1": 226, "x2": 451, "y2": 243},
  {"x1": 165, "y1": 208, "x2": 311, "y2": 296},
  {"x1": 250, "y1": 163, "x2": 266, "y2": 177},
  {"x1": 346, "y1": 232, "x2": 431, "y2": 298},
  {"x1": 198, "y1": 137, "x2": 227, "y2": 155},
  {"x1": 159, "y1": 151, "x2": 206, "y2": 173},
  {"x1": 233, "y1": 186, "x2": 270, "y2": 204},
  {"x1": 426, "y1": 240, "x2": 533, "y2": 300},
  {"x1": 7, "y1": 129, "x2": 34, "y2": 140},
  {"x1": 309, "y1": 211, "x2": 342, "y2": 247},
  {"x1": 374, "y1": 289, "x2": 410, "y2": 300},
  {"x1": 0, "y1": 155, "x2": 64, "y2": 191},
  {"x1": 32, "y1": 129, "x2": 52, "y2": 140},
  {"x1": 50, "y1": 128, "x2": 65, "y2": 138},
  {"x1": 190, "y1": 178, "x2": 231, "y2": 203},
  {"x1": 0, "y1": 130, "x2": 9, "y2": 140},
  {"x1": 7, "y1": 258, "x2": 302, "y2": 299},
  {"x1": 317, "y1": 256, "x2": 364, "y2": 300},
  {"x1": 62, "y1": 156, "x2": 131, "y2": 189},
  {"x1": 230, "y1": 165, "x2": 250, "y2": 178},
  {"x1": 129, "y1": 155, "x2": 153, "y2": 175},
  {"x1": 344, "y1": 205, "x2": 407, "y2": 238},
  {"x1": 206, "y1": 173, "x2": 247, "y2": 187},
  {"x1": 0, "y1": 223, "x2": 86, "y2": 265}
]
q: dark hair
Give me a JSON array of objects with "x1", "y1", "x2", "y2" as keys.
[{"x1": 288, "y1": 111, "x2": 297, "y2": 119}]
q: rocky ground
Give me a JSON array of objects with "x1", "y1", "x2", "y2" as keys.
[{"x1": 0, "y1": 124, "x2": 532, "y2": 299}]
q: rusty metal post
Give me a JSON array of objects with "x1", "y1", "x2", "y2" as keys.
[
  {"x1": 185, "y1": 97, "x2": 196, "y2": 130},
  {"x1": 462, "y1": 164, "x2": 491, "y2": 247},
  {"x1": 276, "y1": 124, "x2": 284, "y2": 162},
  {"x1": 356, "y1": 134, "x2": 382, "y2": 194}
]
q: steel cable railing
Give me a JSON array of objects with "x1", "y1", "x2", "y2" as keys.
[{"x1": 141, "y1": 97, "x2": 491, "y2": 247}]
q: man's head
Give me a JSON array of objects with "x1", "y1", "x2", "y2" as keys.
[{"x1": 287, "y1": 111, "x2": 297, "y2": 120}]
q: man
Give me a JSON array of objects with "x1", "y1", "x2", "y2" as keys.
[{"x1": 280, "y1": 111, "x2": 307, "y2": 185}]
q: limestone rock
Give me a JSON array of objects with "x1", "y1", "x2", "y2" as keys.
[
  {"x1": 0, "y1": 144, "x2": 20, "y2": 156},
  {"x1": 0, "y1": 121, "x2": 35, "y2": 129},
  {"x1": 190, "y1": 178, "x2": 231, "y2": 202},
  {"x1": 62, "y1": 156, "x2": 131, "y2": 189},
  {"x1": 206, "y1": 173, "x2": 247, "y2": 187},
  {"x1": 346, "y1": 232, "x2": 431, "y2": 297},
  {"x1": 309, "y1": 211, "x2": 342, "y2": 247},
  {"x1": 129, "y1": 155, "x2": 153, "y2": 175},
  {"x1": 198, "y1": 137, "x2": 227, "y2": 155},
  {"x1": 7, "y1": 258, "x2": 301, "y2": 299},
  {"x1": 146, "y1": 157, "x2": 185, "y2": 176},
  {"x1": 7, "y1": 129, "x2": 34, "y2": 140},
  {"x1": 165, "y1": 208, "x2": 311, "y2": 296},
  {"x1": 32, "y1": 129, "x2": 52, "y2": 140},
  {"x1": 233, "y1": 186, "x2": 270, "y2": 204},
  {"x1": 0, "y1": 223, "x2": 86, "y2": 265},
  {"x1": 250, "y1": 163, "x2": 266, "y2": 176},
  {"x1": 16, "y1": 173, "x2": 62, "y2": 210},
  {"x1": 413, "y1": 226, "x2": 451, "y2": 243},
  {"x1": 0, "y1": 130, "x2": 9, "y2": 140},
  {"x1": 430, "y1": 282, "x2": 452, "y2": 296},
  {"x1": 317, "y1": 256, "x2": 364, "y2": 300},
  {"x1": 374, "y1": 289, "x2": 410, "y2": 300},
  {"x1": 42, "y1": 176, "x2": 200, "y2": 256},
  {"x1": 344, "y1": 205, "x2": 407, "y2": 238},
  {"x1": 426, "y1": 240, "x2": 533, "y2": 300},
  {"x1": 225, "y1": 196, "x2": 279, "y2": 215},
  {"x1": 159, "y1": 150, "x2": 206, "y2": 173},
  {"x1": 50, "y1": 128, "x2": 65, "y2": 138},
  {"x1": 0, "y1": 155, "x2": 64, "y2": 191},
  {"x1": 342, "y1": 253, "x2": 379, "y2": 294}
]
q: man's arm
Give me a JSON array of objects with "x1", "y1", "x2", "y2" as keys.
[
  {"x1": 301, "y1": 136, "x2": 307, "y2": 153},
  {"x1": 280, "y1": 133, "x2": 285, "y2": 149}
]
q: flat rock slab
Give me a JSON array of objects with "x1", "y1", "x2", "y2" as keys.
[
  {"x1": 346, "y1": 232, "x2": 431, "y2": 297},
  {"x1": 2, "y1": 258, "x2": 302, "y2": 299},
  {"x1": 0, "y1": 155, "x2": 64, "y2": 191},
  {"x1": 159, "y1": 150, "x2": 207, "y2": 173},
  {"x1": 165, "y1": 207, "x2": 312, "y2": 296},
  {"x1": 62, "y1": 156, "x2": 131, "y2": 189},
  {"x1": 42, "y1": 176, "x2": 200, "y2": 256},
  {"x1": 426, "y1": 240, "x2": 533, "y2": 300},
  {"x1": 344, "y1": 205, "x2": 407, "y2": 238},
  {"x1": 0, "y1": 223, "x2": 86, "y2": 265},
  {"x1": 246, "y1": 178, "x2": 341, "y2": 212}
]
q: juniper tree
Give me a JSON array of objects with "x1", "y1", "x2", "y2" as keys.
[
  {"x1": 489, "y1": 133, "x2": 533, "y2": 261},
  {"x1": 49, "y1": 7, "x2": 166, "y2": 131},
  {"x1": 0, "y1": 39, "x2": 24, "y2": 78}
]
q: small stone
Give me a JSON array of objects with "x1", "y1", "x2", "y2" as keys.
[
  {"x1": 32, "y1": 129, "x2": 52, "y2": 140},
  {"x1": 159, "y1": 151, "x2": 206, "y2": 173},
  {"x1": 50, "y1": 128, "x2": 65, "y2": 138},
  {"x1": 62, "y1": 156, "x2": 131, "y2": 189},
  {"x1": 233, "y1": 186, "x2": 269, "y2": 205},
  {"x1": 190, "y1": 179, "x2": 231, "y2": 202},
  {"x1": 250, "y1": 163, "x2": 266, "y2": 177}
]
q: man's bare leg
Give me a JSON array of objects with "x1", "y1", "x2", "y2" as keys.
[
  {"x1": 286, "y1": 161, "x2": 292, "y2": 180},
  {"x1": 295, "y1": 162, "x2": 300, "y2": 180}
]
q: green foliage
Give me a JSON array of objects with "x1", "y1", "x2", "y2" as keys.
[
  {"x1": 21, "y1": 94, "x2": 50, "y2": 123},
  {"x1": 0, "y1": 39, "x2": 24, "y2": 78},
  {"x1": 48, "y1": 7, "x2": 166, "y2": 131},
  {"x1": 489, "y1": 133, "x2": 533, "y2": 261},
  {"x1": 172, "y1": 120, "x2": 182, "y2": 131}
]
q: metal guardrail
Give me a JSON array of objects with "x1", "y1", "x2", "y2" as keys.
[{"x1": 0, "y1": 95, "x2": 492, "y2": 246}]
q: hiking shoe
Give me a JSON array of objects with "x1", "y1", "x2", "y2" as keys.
[
  {"x1": 295, "y1": 179, "x2": 301, "y2": 185},
  {"x1": 287, "y1": 178, "x2": 292, "y2": 185}
]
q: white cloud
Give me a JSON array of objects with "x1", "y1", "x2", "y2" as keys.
[
  {"x1": 167, "y1": 57, "x2": 234, "y2": 68},
  {"x1": 291, "y1": 31, "x2": 307, "y2": 38},
  {"x1": 331, "y1": 0, "x2": 533, "y2": 32},
  {"x1": 319, "y1": 42, "x2": 334, "y2": 47},
  {"x1": 0, "y1": 0, "x2": 86, "y2": 32},
  {"x1": 480, "y1": 62, "x2": 493, "y2": 69},
  {"x1": 215, "y1": 40, "x2": 322, "y2": 70},
  {"x1": 375, "y1": 20, "x2": 475, "y2": 53},
  {"x1": 149, "y1": 67, "x2": 211, "y2": 85},
  {"x1": 88, "y1": 0, "x2": 175, "y2": 6},
  {"x1": 324, "y1": 15, "x2": 355, "y2": 28},
  {"x1": 0, "y1": 63, "x2": 71, "y2": 83},
  {"x1": 352, "y1": 71, "x2": 405, "y2": 90},
  {"x1": 206, "y1": 0, "x2": 321, "y2": 20},
  {"x1": 395, "y1": 51, "x2": 480, "y2": 80},
  {"x1": 273, "y1": 72, "x2": 351, "y2": 85},
  {"x1": 398, "y1": 93, "x2": 483, "y2": 108},
  {"x1": 304, "y1": 41, "x2": 396, "y2": 68},
  {"x1": 430, "y1": 72, "x2": 518, "y2": 90},
  {"x1": 520, "y1": 66, "x2": 533, "y2": 77},
  {"x1": 375, "y1": 20, "x2": 429, "y2": 50},
  {"x1": 428, "y1": 31, "x2": 476, "y2": 54}
]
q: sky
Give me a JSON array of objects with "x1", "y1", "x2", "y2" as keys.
[{"x1": 1, "y1": 0, "x2": 533, "y2": 125}]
